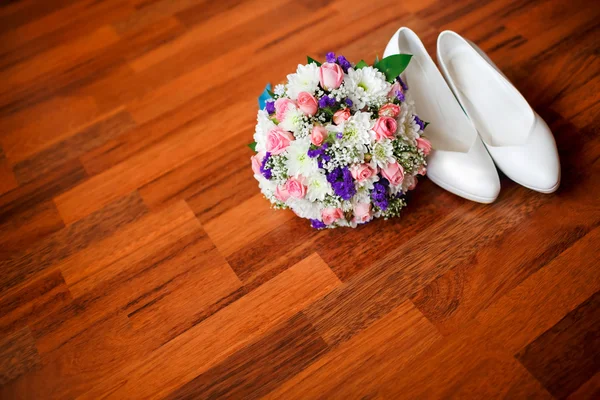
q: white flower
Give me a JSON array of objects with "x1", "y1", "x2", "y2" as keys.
[
  {"x1": 279, "y1": 106, "x2": 305, "y2": 135},
  {"x1": 370, "y1": 139, "x2": 395, "y2": 168},
  {"x1": 352, "y1": 185, "x2": 371, "y2": 204},
  {"x1": 306, "y1": 171, "x2": 331, "y2": 202},
  {"x1": 285, "y1": 138, "x2": 317, "y2": 177},
  {"x1": 286, "y1": 63, "x2": 320, "y2": 100},
  {"x1": 258, "y1": 175, "x2": 278, "y2": 200},
  {"x1": 274, "y1": 84, "x2": 286, "y2": 96},
  {"x1": 334, "y1": 111, "x2": 373, "y2": 156},
  {"x1": 254, "y1": 110, "x2": 276, "y2": 153},
  {"x1": 345, "y1": 66, "x2": 390, "y2": 109},
  {"x1": 287, "y1": 197, "x2": 322, "y2": 220}
]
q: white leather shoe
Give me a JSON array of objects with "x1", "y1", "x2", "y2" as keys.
[
  {"x1": 437, "y1": 30, "x2": 561, "y2": 193},
  {"x1": 384, "y1": 27, "x2": 500, "y2": 203}
]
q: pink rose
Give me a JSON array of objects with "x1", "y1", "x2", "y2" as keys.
[
  {"x1": 409, "y1": 177, "x2": 418, "y2": 190},
  {"x1": 353, "y1": 203, "x2": 372, "y2": 223},
  {"x1": 297, "y1": 92, "x2": 317, "y2": 116},
  {"x1": 418, "y1": 165, "x2": 427, "y2": 176},
  {"x1": 333, "y1": 108, "x2": 351, "y2": 125},
  {"x1": 251, "y1": 152, "x2": 265, "y2": 175},
  {"x1": 311, "y1": 126, "x2": 327, "y2": 146},
  {"x1": 319, "y1": 62, "x2": 344, "y2": 90},
  {"x1": 416, "y1": 137, "x2": 432, "y2": 155},
  {"x1": 275, "y1": 184, "x2": 290, "y2": 202},
  {"x1": 266, "y1": 126, "x2": 294, "y2": 155},
  {"x1": 321, "y1": 207, "x2": 344, "y2": 225},
  {"x1": 381, "y1": 161, "x2": 404, "y2": 186},
  {"x1": 388, "y1": 81, "x2": 403, "y2": 98},
  {"x1": 373, "y1": 117, "x2": 397, "y2": 141},
  {"x1": 379, "y1": 103, "x2": 401, "y2": 118},
  {"x1": 274, "y1": 98, "x2": 296, "y2": 121},
  {"x1": 285, "y1": 177, "x2": 306, "y2": 199},
  {"x1": 350, "y1": 163, "x2": 376, "y2": 182}
]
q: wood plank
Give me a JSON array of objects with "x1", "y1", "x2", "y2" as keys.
[
  {"x1": 12, "y1": 109, "x2": 136, "y2": 183},
  {"x1": 164, "y1": 313, "x2": 328, "y2": 400},
  {"x1": 516, "y1": 291, "x2": 600, "y2": 399},
  {"x1": 0, "y1": 192, "x2": 147, "y2": 295},
  {"x1": 264, "y1": 300, "x2": 442, "y2": 399},
  {"x1": 203, "y1": 194, "x2": 296, "y2": 258},
  {"x1": 58, "y1": 200, "x2": 199, "y2": 294},
  {"x1": 378, "y1": 320, "x2": 552, "y2": 399},
  {"x1": 411, "y1": 174, "x2": 599, "y2": 335},
  {"x1": 79, "y1": 253, "x2": 340, "y2": 399},
  {"x1": 0, "y1": 148, "x2": 17, "y2": 196},
  {"x1": 568, "y1": 372, "x2": 600, "y2": 400},
  {"x1": 303, "y1": 183, "x2": 548, "y2": 346},
  {"x1": 0, "y1": 159, "x2": 87, "y2": 226},
  {"x1": 31, "y1": 220, "x2": 208, "y2": 355},
  {"x1": 0, "y1": 268, "x2": 72, "y2": 337},
  {"x1": 0, "y1": 326, "x2": 41, "y2": 386},
  {"x1": 474, "y1": 227, "x2": 600, "y2": 354},
  {"x1": 54, "y1": 99, "x2": 254, "y2": 224},
  {"x1": 0, "y1": 200, "x2": 64, "y2": 257}
]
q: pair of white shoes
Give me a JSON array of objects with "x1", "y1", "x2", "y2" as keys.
[{"x1": 384, "y1": 28, "x2": 560, "y2": 203}]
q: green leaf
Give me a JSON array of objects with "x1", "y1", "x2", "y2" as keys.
[
  {"x1": 307, "y1": 56, "x2": 322, "y2": 66},
  {"x1": 355, "y1": 59, "x2": 368, "y2": 69},
  {"x1": 267, "y1": 89, "x2": 275, "y2": 98},
  {"x1": 374, "y1": 55, "x2": 380, "y2": 64},
  {"x1": 248, "y1": 141, "x2": 257, "y2": 152},
  {"x1": 374, "y1": 54, "x2": 413, "y2": 82},
  {"x1": 423, "y1": 121, "x2": 430, "y2": 129}
]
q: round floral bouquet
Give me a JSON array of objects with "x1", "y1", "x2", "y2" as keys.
[{"x1": 249, "y1": 52, "x2": 431, "y2": 229}]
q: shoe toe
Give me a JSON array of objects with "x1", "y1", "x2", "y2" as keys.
[
  {"x1": 487, "y1": 114, "x2": 560, "y2": 194},
  {"x1": 427, "y1": 137, "x2": 500, "y2": 203}
]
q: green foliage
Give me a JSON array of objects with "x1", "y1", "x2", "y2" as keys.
[
  {"x1": 374, "y1": 54, "x2": 413, "y2": 82},
  {"x1": 307, "y1": 56, "x2": 322, "y2": 66}
]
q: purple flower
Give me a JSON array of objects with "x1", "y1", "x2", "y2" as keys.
[
  {"x1": 265, "y1": 100, "x2": 275, "y2": 114},
  {"x1": 318, "y1": 96, "x2": 336, "y2": 108},
  {"x1": 326, "y1": 52, "x2": 336, "y2": 63},
  {"x1": 336, "y1": 132, "x2": 343, "y2": 139},
  {"x1": 371, "y1": 179, "x2": 389, "y2": 210},
  {"x1": 413, "y1": 115, "x2": 425, "y2": 131},
  {"x1": 395, "y1": 90, "x2": 405, "y2": 102},
  {"x1": 397, "y1": 76, "x2": 408, "y2": 91},
  {"x1": 310, "y1": 219, "x2": 327, "y2": 229},
  {"x1": 327, "y1": 166, "x2": 356, "y2": 200},
  {"x1": 337, "y1": 55, "x2": 352, "y2": 73},
  {"x1": 344, "y1": 98, "x2": 353, "y2": 107},
  {"x1": 260, "y1": 152, "x2": 272, "y2": 179}
]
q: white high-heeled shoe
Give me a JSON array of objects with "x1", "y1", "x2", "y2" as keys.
[
  {"x1": 384, "y1": 27, "x2": 500, "y2": 203},
  {"x1": 437, "y1": 30, "x2": 561, "y2": 193}
]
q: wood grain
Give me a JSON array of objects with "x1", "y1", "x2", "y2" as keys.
[
  {"x1": 0, "y1": 0, "x2": 598, "y2": 398},
  {"x1": 516, "y1": 291, "x2": 600, "y2": 399}
]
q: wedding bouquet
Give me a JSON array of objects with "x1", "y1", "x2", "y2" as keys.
[{"x1": 249, "y1": 52, "x2": 431, "y2": 229}]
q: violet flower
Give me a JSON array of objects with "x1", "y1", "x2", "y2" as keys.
[{"x1": 260, "y1": 152, "x2": 272, "y2": 179}]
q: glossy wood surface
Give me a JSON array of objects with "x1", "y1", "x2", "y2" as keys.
[{"x1": 0, "y1": 0, "x2": 599, "y2": 398}]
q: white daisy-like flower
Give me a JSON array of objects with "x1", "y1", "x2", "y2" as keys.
[
  {"x1": 274, "y1": 84, "x2": 286, "y2": 96},
  {"x1": 306, "y1": 171, "x2": 332, "y2": 202},
  {"x1": 254, "y1": 110, "x2": 276, "y2": 153},
  {"x1": 345, "y1": 67, "x2": 391, "y2": 109},
  {"x1": 352, "y1": 185, "x2": 371, "y2": 204},
  {"x1": 286, "y1": 63, "x2": 320, "y2": 100},
  {"x1": 370, "y1": 139, "x2": 395, "y2": 168},
  {"x1": 335, "y1": 111, "x2": 372, "y2": 153},
  {"x1": 285, "y1": 138, "x2": 318, "y2": 177},
  {"x1": 257, "y1": 175, "x2": 278, "y2": 200},
  {"x1": 395, "y1": 96, "x2": 420, "y2": 144},
  {"x1": 279, "y1": 106, "x2": 305, "y2": 135},
  {"x1": 287, "y1": 197, "x2": 322, "y2": 220}
]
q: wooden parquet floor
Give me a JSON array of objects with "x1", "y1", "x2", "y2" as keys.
[{"x1": 0, "y1": 0, "x2": 599, "y2": 398}]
